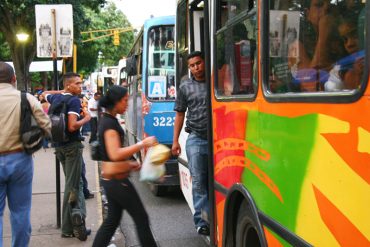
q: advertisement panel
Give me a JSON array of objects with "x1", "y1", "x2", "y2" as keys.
[{"x1": 35, "y1": 4, "x2": 73, "y2": 58}]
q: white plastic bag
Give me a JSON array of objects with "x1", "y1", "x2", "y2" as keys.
[{"x1": 139, "y1": 147, "x2": 166, "y2": 182}]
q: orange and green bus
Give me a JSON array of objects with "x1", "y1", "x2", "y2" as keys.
[{"x1": 176, "y1": 0, "x2": 370, "y2": 246}]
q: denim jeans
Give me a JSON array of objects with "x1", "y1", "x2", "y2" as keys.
[
  {"x1": 0, "y1": 152, "x2": 33, "y2": 247},
  {"x1": 81, "y1": 158, "x2": 90, "y2": 197},
  {"x1": 55, "y1": 141, "x2": 86, "y2": 235},
  {"x1": 186, "y1": 133, "x2": 209, "y2": 228}
]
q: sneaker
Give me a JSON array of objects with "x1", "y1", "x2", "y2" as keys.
[
  {"x1": 197, "y1": 225, "x2": 210, "y2": 236},
  {"x1": 61, "y1": 233, "x2": 74, "y2": 238},
  {"x1": 84, "y1": 193, "x2": 94, "y2": 199},
  {"x1": 71, "y1": 212, "x2": 88, "y2": 241}
]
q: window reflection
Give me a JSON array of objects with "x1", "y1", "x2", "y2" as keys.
[
  {"x1": 268, "y1": 0, "x2": 365, "y2": 94},
  {"x1": 148, "y1": 26, "x2": 176, "y2": 100}
]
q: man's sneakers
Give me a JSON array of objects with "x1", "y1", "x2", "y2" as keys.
[
  {"x1": 71, "y1": 211, "x2": 89, "y2": 241},
  {"x1": 61, "y1": 233, "x2": 74, "y2": 238},
  {"x1": 197, "y1": 225, "x2": 210, "y2": 236},
  {"x1": 61, "y1": 229, "x2": 91, "y2": 239},
  {"x1": 84, "y1": 193, "x2": 94, "y2": 199}
]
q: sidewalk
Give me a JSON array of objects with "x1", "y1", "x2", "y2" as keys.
[{"x1": 2, "y1": 139, "x2": 125, "y2": 247}]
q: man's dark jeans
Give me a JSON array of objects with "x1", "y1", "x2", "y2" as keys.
[
  {"x1": 55, "y1": 141, "x2": 86, "y2": 235},
  {"x1": 89, "y1": 117, "x2": 98, "y2": 143}
]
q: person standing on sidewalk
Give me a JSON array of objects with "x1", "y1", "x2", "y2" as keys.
[
  {"x1": 92, "y1": 85, "x2": 158, "y2": 247},
  {"x1": 88, "y1": 92, "x2": 101, "y2": 143},
  {"x1": 0, "y1": 62, "x2": 51, "y2": 246},
  {"x1": 43, "y1": 72, "x2": 91, "y2": 241},
  {"x1": 171, "y1": 51, "x2": 210, "y2": 235}
]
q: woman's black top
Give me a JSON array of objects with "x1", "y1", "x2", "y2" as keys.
[{"x1": 98, "y1": 113, "x2": 125, "y2": 161}]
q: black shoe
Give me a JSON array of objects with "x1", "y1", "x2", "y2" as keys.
[
  {"x1": 86, "y1": 228, "x2": 92, "y2": 236},
  {"x1": 71, "y1": 212, "x2": 88, "y2": 241},
  {"x1": 84, "y1": 193, "x2": 94, "y2": 199},
  {"x1": 197, "y1": 225, "x2": 210, "y2": 236}
]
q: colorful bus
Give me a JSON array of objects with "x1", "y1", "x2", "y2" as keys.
[
  {"x1": 125, "y1": 15, "x2": 178, "y2": 196},
  {"x1": 176, "y1": 0, "x2": 369, "y2": 246}
]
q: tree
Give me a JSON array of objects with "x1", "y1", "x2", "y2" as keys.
[
  {"x1": 77, "y1": 3, "x2": 134, "y2": 75},
  {"x1": 0, "y1": 0, "x2": 105, "y2": 91}
]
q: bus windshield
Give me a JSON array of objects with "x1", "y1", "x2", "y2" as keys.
[{"x1": 147, "y1": 25, "x2": 176, "y2": 101}]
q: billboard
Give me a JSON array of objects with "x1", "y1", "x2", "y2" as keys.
[{"x1": 35, "y1": 4, "x2": 73, "y2": 58}]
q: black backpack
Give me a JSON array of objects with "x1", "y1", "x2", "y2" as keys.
[
  {"x1": 48, "y1": 95, "x2": 73, "y2": 143},
  {"x1": 20, "y1": 92, "x2": 44, "y2": 154}
]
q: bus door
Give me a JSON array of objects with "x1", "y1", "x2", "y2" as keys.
[
  {"x1": 125, "y1": 54, "x2": 142, "y2": 155},
  {"x1": 176, "y1": 0, "x2": 207, "y2": 215}
]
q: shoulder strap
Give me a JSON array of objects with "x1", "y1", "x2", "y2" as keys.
[
  {"x1": 20, "y1": 92, "x2": 31, "y2": 122},
  {"x1": 61, "y1": 94, "x2": 75, "y2": 113},
  {"x1": 48, "y1": 94, "x2": 74, "y2": 115}
]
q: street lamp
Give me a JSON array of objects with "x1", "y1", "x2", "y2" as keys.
[{"x1": 16, "y1": 32, "x2": 29, "y2": 92}]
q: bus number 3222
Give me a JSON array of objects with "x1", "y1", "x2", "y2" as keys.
[{"x1": 153, "y1": 116, "x2": 175, "y2": 127}]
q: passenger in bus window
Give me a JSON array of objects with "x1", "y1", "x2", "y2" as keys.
[
  {"x1": 287, "y1": 0, "x2": 346, "y2": 92},
  {"x1": 325, "y1": 14, "x2": 364, "y2": 91},
  {"x1": 172, "y1": 51, "x2": 210, "y2": 236}
]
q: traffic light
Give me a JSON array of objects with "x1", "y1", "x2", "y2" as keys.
[{"x1": 113, "y1": 30, "x2": 119, "y2": 46}]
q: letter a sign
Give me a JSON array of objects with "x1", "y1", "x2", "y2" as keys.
[{"x1": 148, "y1": 76, "x2": 166, "y2": 98}]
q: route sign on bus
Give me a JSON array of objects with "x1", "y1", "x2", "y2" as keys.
[{"x1": 148, "y1": 76, "x2": 166, "y2": 98}]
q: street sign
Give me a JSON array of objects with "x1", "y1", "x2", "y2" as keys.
[{"x1": 35, "y1": 4, "x2": 73, "y2": 58}]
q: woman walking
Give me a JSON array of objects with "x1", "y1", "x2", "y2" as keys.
[{"x1": 92, "y1": 85, "x2": 158, "y2": 247}]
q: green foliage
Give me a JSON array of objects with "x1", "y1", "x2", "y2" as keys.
[
  {"x1": 0, "y1": 0, "x2": 106, "y2": 90},
  {"x1": 78, "y1": 3, "x2": 134, "y2": 74},
  {"x1": 0, "y1": 33, "x2": 11, "y2": 60},
  {"x1": 0, "y1": 0, "x2": 133, "y2": 88}
]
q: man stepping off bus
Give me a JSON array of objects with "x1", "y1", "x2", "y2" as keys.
[{"x1": 172, "y1": 51, "x2": 210, "y2": 236}]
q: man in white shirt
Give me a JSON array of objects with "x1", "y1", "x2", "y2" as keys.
[{"x1": 88, "y1": 92, "x2": 101, "y2": 143}]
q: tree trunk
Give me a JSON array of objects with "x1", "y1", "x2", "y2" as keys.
[{"x1": 11, "y1": 45, "x2": 31, "y2": 91}]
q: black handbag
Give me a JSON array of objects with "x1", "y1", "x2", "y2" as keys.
[{"x1": 90, "y1": 140, "x2": 102, "y2": 161}]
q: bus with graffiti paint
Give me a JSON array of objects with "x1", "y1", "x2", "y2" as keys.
[
  {"x1": 176, "y1": 0, "x2": 369, "y2": 246},
  {"x1": 125, "y1": 15, "x2": 178, "y2": 196}
]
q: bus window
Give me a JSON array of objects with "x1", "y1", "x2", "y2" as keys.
[
  {"x1": 268, "y1": 0, "x2": 365, "y2": 94},
  {"x1": 215, "y1": 0, "x2": 257, "y2": 97},
  {"x1": 219, "y1": 0, "x2": 256, "y2": 26},
  {"x1": 147, "y1": 25, "x2": 176, "y2": 100}
]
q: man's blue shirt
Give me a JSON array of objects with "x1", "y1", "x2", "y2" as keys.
[{"x1": 46, "y1": 93, "x2": 82, "y2": 144}]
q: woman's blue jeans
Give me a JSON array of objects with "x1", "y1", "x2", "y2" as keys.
[
  {"x1": 0, "y1": 152, "x2": 33, "y2": 247},
  {"x1": 185, "y1": 133, "x2": 209, "y2": 228}
]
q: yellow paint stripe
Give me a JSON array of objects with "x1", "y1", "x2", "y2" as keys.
[
  {"x1": 296, "y1": 114, "x2": 370, "y2": 245},
  {"x1": 358, "y1": 127, "x2": 370, "y2": 154}
]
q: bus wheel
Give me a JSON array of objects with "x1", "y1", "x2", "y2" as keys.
[
  {"x1": 235, "y1": 201, "x2": 262, "y2": 247},
  {"x1": 149, "y1": 183, "x2": 167, "y2": 197}
]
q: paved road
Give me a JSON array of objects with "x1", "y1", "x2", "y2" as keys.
[{"x1": 119, "y1": 173, "x2": 209, "y2": 247}]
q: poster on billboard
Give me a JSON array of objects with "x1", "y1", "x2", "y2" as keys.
[{"x1": 35, "y1": 4, "x2": 73, "y2": 58}]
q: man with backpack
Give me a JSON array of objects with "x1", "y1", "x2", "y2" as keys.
[
  {"x1": 43, "y1": 72, "x2": 91, "y2": 241},
  {"x1": 0, "y1": 62, "x2": 51, "y2": 246}
]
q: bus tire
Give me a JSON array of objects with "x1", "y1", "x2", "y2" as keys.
[
  {"x1": 149, "y1": 183, "x2": 167, "y2": 197},
  {"x1": 235, "y1": 201, "x2": 262, "y2": 247}
]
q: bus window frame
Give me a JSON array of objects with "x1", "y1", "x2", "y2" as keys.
[
  {"x1": 261, "y1": 0, "x2": 368, "y2": 104},
  {"x1": 213, "y1": 2, "x2": 258, "y2": 102},
  {"x1": 145, "y1": 24, "x2": 176, "y2": 102},
  {"x1": 175, "y1": 0, "x2": 189, "y2": 88}
]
